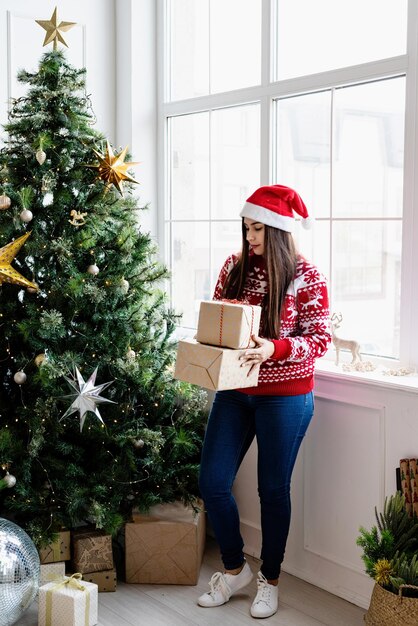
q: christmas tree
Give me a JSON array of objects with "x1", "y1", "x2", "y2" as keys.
[{"x1": 0, "y1": 49, "x2": 207, "y2": 546}]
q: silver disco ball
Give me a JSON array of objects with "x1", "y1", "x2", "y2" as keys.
[{"x1": 0, "y1": 518, "x2": 40, "y2": 626}]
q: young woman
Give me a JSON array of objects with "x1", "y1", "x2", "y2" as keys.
[{"x1": 197, "y1": 185, "x2": 331, "y2": 619}]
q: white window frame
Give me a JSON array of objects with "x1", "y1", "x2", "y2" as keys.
[{"x1": 157, "y1": 0, "x2": 418, "y2": 372}]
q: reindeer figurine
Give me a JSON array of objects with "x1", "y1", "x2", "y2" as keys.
[{"x1": 330, "y1": 313, "x2": 362, "y2": 366}]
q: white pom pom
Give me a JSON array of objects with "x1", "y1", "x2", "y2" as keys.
[{"x1": 302, "y1": 216, "x2": 313, "y2": 230}]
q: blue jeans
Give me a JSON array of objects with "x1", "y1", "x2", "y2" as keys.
[{"x1": 199, "y1": 390, "x2": 314, "y2": 580}]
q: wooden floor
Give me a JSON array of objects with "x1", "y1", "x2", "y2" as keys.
[{"x1": 17, "y1": 537, "x2": 366, "y2": 626}]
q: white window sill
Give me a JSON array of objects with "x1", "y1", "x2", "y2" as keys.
[{"x1": 315, "y1": 358, "x2": 418, "y2": 393}]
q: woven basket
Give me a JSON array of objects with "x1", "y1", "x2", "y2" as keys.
[{"x1": 364, "y1": 583, "x2": 418, "y2": 626}]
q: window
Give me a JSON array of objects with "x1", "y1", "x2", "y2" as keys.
[{"x1": 161, "y1": 0, "x2": 416, "y2": 367}]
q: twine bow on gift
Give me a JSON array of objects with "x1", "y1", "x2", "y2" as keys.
[
  {"x1": 218, "y1": 299, "x2": 255, "y2": 348},
  {"x1": 45, "y1": 573, "x2": 90, "y2": 626}
]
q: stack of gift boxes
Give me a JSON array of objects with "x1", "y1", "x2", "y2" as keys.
[
  {"x1": 174, "y1": 299, "x2": 262, "y2": 390},
  {"x1": 38, "y1": 527, "x2": 116, "y2": 626}
]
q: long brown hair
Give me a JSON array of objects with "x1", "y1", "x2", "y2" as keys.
[{"x1": 222, "y1": 220, "x2": 298, "y2": 338}]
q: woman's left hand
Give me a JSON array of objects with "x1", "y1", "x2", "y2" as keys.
[{"x1": 239, "y1": 335, "x2": 275, "y2": 376}]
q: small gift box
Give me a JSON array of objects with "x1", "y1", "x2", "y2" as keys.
[
  {"x1": 39, "y1": 530, "x2": 71, "y2": 564},
  {"x1": 195, "y1": 300, "x2": 261, "y2": 349},
  {"x1": 82, "y1": 568, "x2": 117, "y2": 592},
  {"x1": 38, "y1": 574, "x2": 98, "y2": 626},
  {"x1": 72, "y1": 532, "x2": 113, "y2": 574},
  {"x1": 174, "y1": 338, "x2": 260, "y2": 391},
  {"x1": 40, "y1": 561, "x2": 66, "y2": 585}
]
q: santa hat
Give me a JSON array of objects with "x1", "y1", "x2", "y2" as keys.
[{"x1": 240, "y1": 184, "x2": 312, "y2": 232}]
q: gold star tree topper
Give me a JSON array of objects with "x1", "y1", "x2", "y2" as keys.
[
  {"x1": 0, "y1": 232, "x2": 38, "y2": 290},
  {"x1": 36, "y1": 7, "x2": 76, "y2": 50},
  {"x1": 88, "y1": 141, "x2": 139, "y2": 196}
]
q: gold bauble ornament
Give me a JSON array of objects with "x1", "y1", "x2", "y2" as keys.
[
  {"x1": 36, "y1": 7, "x2": 76, "y2": 50},
  {"x1": 0, "y1": 232, "x2": 39, "y2": 290},
  {"x1": 87, "y1": 140, "x2": 139, "y2": 196},
  {"x1": 0, "y1": 194, "x2": 11, "y2": 210},
  {"x1": 35, "y1": 353, "x2": 46, "y2": 367},
  {"x1": 36, "y1": 149, "x2": 46, "y2": 165}
]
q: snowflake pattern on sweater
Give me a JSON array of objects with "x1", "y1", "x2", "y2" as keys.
[{"x1": 213, "y1": 253, "x2": 331, "y2": 395}]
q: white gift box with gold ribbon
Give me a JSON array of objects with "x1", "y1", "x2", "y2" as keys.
[
  {"x1": 38, "y1": 574, "x2": 98, "y2": 626},
  {"x1": 40, "y1": 561, "x2": 66, "y2": 585}
]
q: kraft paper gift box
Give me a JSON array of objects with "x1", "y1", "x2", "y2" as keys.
[
  {"x1": 174, "y1": 338, "x2": 260, "y2": 390},
  {"x1": 125, "y1": 500, "x2": 206, "y2": 585},
  {"x1": 82, "y1": 568, "x2": 117, "y2": 592},
  {"x1": 195, "y1": 300, "x2": 261, "y2": 349},
  {"x1": 38, "y1": 575, "x2": 98, "y2": 626},
  {"x1": 40, "y1": 561, "x2": 66, "y2": 585},
  {"x1": 39, "y1": 530, "x2": 71, "y2": 564},
  {"x1": 72, "y1": 532, "x2": 114, "y2": 574}
]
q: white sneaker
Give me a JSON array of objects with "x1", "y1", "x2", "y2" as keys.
[
  {"x1": 250, "y1": 571, "x2": 279, "y2": 618},
  {"x1": 198, "y1": 561, "x2": 253, "y2": 607}
]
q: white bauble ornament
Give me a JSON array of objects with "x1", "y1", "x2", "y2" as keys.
[
  {"x1": 120, "y1": 278, "x2": 129, "y2": 294},
  {"x1": 20, "y1": 209, "x2": 33, "y2": 223},
  {"x1": 36, "y1": 149, "x2": 46, "y2": 165},
  {"x1": 133, "y1": 439, "x2": 145, "y2": 449},
  {"x1": 13, "y1": 371, "x2": 27, "y2": 385},
  {"x1": 3, "y1": 472, "x2": 16, "y2": 488},
  {"x1": 126, "y1": 348, "x2": 136, "y2": 360},
  {"x1": 87, "y1": 264, "x2": 99, "y2": 276}
]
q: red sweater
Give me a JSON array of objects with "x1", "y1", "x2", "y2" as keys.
[{"x1": 213, "y1": 253, "x2": 331, "y2": 396}]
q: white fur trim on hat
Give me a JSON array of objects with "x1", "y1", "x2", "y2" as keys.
[{"x1": 240, "y1": 201, "x2": 295, "y2": 232}]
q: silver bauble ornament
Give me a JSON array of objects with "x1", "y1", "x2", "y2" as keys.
[
  {"x1": 87, "y1": 264, "x2": 99, "y2": 276},
  {"x1": 13, "y1": 371, "x2": 27, "y2": 385},
  {"x1": 0, "y1": 194, "x2": 11, "y2": 210},
  {"x1": 3, "y1": 472, "x2": 16, "y2": 488},
  {"x1": 133, "y1": 439, "x2": 145, "y2": 449},
  {"x1": 36, "y1": 149, "x2": 46, "y2": 165},
  {"x1": 20, "y1": 209, "x2": 33, "y2": 223},
  {"x1": 0, "y1": 518, "x2": 40, "y2": 624}
]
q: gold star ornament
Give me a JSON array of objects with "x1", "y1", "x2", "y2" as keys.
[
  {"x1": 88, "y1": 141, "x2": 139, "y2": 196},
  {"x1": 0, "y1": 232, "x2": 39, "y2": 290},
  {"x1": 36, "y1": 7, "x2": 76, "y2": 50}
]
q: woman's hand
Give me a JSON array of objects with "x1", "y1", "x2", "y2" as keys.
[{"x1": 239, "y1": 335, "x2": 275, "y2": 376}]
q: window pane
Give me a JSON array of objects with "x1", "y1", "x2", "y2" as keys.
[
  {"x1": 210, "y1": 0, "x2": 261, "y2": 94},
  {"x1": 275, "y1": 91, "x2": 331, "y2": 219},
  {"x1": 211, "y1": 104, "x2": 260, "y2": 219},
  {"x1": 170, "y1": 113, "x2": 210, "y2": 220},
  {"x1": 331, "y1": 220, "x2": 401, "y2": 359},
  {"x1": 275, "y1": 0, "x2": 407, "y2": 81},
  {"x1": 333, "y1": 78, "x2": 405, "y2": 218},
  {"x1": 169, "y1": 0, "x2": 209, "y2": 100},
  {"x1": 168, "y1": 0, "x2": 261, "y2": 101},
  {"x1": 211, "y1": 221, "x2": 242, "y2": 293},
  {"x1": 171, "y1": 222, "x2": 210, "y2": 328},
  {"x1": 293, "y1": 219, "x2": 330, "y2": 282}
]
